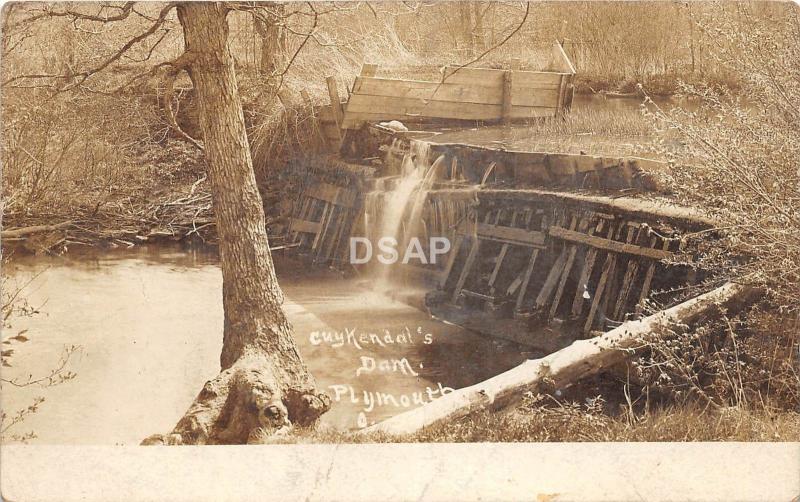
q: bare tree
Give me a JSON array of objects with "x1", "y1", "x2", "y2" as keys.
[
  {"x1": 2, "y1": 2, "x2": 330, "y2": 444},
  {"x1": 149, "y1": 2, "x2": 329, "y2": 445}
]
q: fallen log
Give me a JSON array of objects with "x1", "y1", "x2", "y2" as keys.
[
  {"x1": 1, "y1": 221, "x2": 72, "y2": 239},
  {"x1": 360, "y1": 282, "x2": 761, "y2": 437}
]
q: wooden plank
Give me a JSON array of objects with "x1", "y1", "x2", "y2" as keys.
[
  {"x1": 487, "y1": 210, "x2": 519, "y2": 288},
  {"x1": 351, "y1": 77, "x2": 561, "y2": 108},
  {"x1": 439, "y1": 234, "x2": 464, "y2": 288},
  {"x1": 307, "y1": 182, "x2": 357, "y2": 209},
  {"x1": 610, "y1": 226, "x2": 642, "y2": 320},
  {"x1": 535, "y1": 251, "x2": 567, "y2": 308},
  {"x1": 324, "y1": 207, "x2": 348, "y2": 263},
  {"x1": 342, "y1": 109, "x2": 556, "y2": 129},
  {"x1": 312, "y1": 202, "x2": 332, "y2": 250},
  {"x1": 502, "y1": 70, "x2": 513, "y2": 124},
  {"x1": 475, "y1": 222, "x2": 546, "y2": 247},
  {"x1": 515, "y1": 249, "x2": 540, "y2": 311},
  {"x1": 549, "y1": 217, "x2": 590, "y2": 318},
  {"x1": 451, "y1": 238, "x2": 481, "y2": 303},
  {"x1": 534, "y1": 215, "x2": 577, "y2": 308},
  {"x1": 442, "y1": 66, "x2": 566, "y2": 88},
  {"x1": 549, "y1": 226, "x2": 674, "y2": 260},
  {"x1": 289, "y1": 218, "x2": 322, "y2": 236},
  {"x1": 556, "y1": 74, "x2": 566, "y2": 112},
  {"x1": 635, "y1": 238, "x2": 672, "y2": 315},
  {"x1": 571, "y1": 219, "x2": 612, "y2": 316},
  {"x1": 584, "y1": 253, "x2": 617, "y2": 333},
  {"x1": 326, "y1": 76, "x2": 344, "y2": 129},
  {"x1": 505, "y1": 208, "x2": 536, "y2": 296},
  {"x1": 314, "y1": 206, "x2": 335, "y2": 261},
  {"x1": 316, "y1": 206, "x2": 344, "y2": 263},
  {"x1": 343, "y1": 95, "x2": 556, "y2": 125},
  {"x1": 600, "y1": 224, "x2": 635, "y2": 315}
]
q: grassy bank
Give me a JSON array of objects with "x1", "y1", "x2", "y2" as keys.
[
  {"x1": 275, "y1": 401, "x2": 800, "y2": 444},
  {"x1": 574, "y1": 71, "x2": 741, "y2": 97}
]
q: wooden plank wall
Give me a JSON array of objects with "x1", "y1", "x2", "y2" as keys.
[
  {"x1": 286, "y1": 181, "x2": 360, "y2": 265},
  {"x1": 340, "y1": 42, "x2": 575, "y2": 130},
  {"x1": 431, "y1": 194, "x2": 693, "y2": 338}
]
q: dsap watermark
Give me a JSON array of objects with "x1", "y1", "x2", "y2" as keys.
[{"x1": 349, "y1": 237, "x2": 451, "y2": 264}]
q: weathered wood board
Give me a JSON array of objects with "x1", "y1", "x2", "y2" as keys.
[{"x1": 340, "y1": 46, "x2": 575, "y2": 129}]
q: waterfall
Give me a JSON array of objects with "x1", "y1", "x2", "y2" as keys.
[{"x1": 363, "y1": 140, "x2": 441, "y2": 291}]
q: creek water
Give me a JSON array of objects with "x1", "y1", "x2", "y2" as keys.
[{"x1": 1, "y1": 245, "x2": 526, "y2": 444}]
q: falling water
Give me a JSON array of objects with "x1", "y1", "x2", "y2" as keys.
[{"x1": 364, "y1": 140, "x2": 443, "y2": 291}]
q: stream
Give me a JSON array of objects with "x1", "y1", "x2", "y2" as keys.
[{"x1": 1, "y1": 245, "x2": 527, "y2": 444}]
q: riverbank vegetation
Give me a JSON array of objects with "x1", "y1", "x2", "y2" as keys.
[{"x1": 1, "y1": 1, "x2": 777, "y2": 250}]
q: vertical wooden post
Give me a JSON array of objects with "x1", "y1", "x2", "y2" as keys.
[
  {"x1": 502, "y1": 70, "x2": 513, "y2": 125},
  {"x1": 361, "y1": 63, "x2": 378, "y2": 77},
  {"x1": 451, "y1": 238, "x2": 481, "y2": 304},
  {"x1": 556, "y1": 74, "x2": 566, "y2": 115},
  {"x1": 326, "y1": 76, "x2": 344, "y2": 129}
]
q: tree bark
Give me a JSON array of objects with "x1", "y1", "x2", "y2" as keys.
[
  {"x1": 143, "y1": 2, "x2": 328, "y2": 446},
  {"x1": 253, "y1": 5, "x2": 286, "y2": 76},
  {"x1": 360, "y1": 283, "x2": 761, "y2": 437}
]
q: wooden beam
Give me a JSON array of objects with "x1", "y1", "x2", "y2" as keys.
[
  {"x1": 311, "y1": 203, "x2": 332, "y2": 250},
  {"x1": 636, "y1": 238, "x2": 673, "y2": 315},
  {"x1": 549, "y1": 217, "x2": 590, "y2": 318},
  {"x1": 342, "y1": 94, "x2": 556, "y2": 128},
  {"x1": 289, "y1": 218, "x2": 322, "y2": 236},
  {"x1": 535, "y1": 215, "x2": 577, "y2": 308},
  {"x1": 487, "y1": 210, "x2": 519, "y2": 288},
  {"x1": 612, "y1": 227, "x2": 645, "y2": 320},
  {"x1": 515, "y1": 249, "x2": 540, "y2": 311},
  {"x1": 571, "y1": 220, "x2": 611, "y2": 316},
  {"x1": 326, "y1": 76, "x2": 344, "y2": 129},
  {"x1": 584, "y1": 253, "x2": 617, "y2": 333},
  {"x1": 306, "y1": 182, "x2": 358, "y2": 209},
  {"x1": 549, "y1": 226, "x2": 674, "y2": 261},
  {"x1": 352, "y1": 76, "x2": 560, "y2": 108},
  {"x1": 451, "y1": 238, "x2": 481, "y2": 303},
  {"x1": 502, "y1": 70, "x2": 513, "y2": 124},
  {"x1": 439, "y1": 234, "x2": 464, "y2": 288},
  {"x1": 442, "y1": 66, "x2": 566, "y2": 88},
  {"x1": 475, "y1": 222, "x2": 546, "y2": 247}
]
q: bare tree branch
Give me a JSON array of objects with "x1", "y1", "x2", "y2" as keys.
[{"x1": 2, "y1": 2, "x2": 178, "y2": 89}]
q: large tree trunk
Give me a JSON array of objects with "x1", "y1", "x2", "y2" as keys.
[{"x1": 143, "y1": 3, "x2": 328, "y2": 446}]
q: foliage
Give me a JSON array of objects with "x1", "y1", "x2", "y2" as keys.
[
  {"x1": 1, "y1": 261, "x2": 79, "y2": 443},
  {"x1": 647, "y1": 2, "x2": 799, "y2": 309}
]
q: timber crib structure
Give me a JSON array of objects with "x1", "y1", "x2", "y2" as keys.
[{"x1": 282, "y1": 44, "x2": 716, "y2": 352}]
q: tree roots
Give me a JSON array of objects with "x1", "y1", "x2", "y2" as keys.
[{"x1": 142, "y1": 355, "x2": 330, "y2": 445}]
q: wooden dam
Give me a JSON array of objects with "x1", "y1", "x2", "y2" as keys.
[{"x1": 282, "y1": 44, "x2": 714, "y2": 353}]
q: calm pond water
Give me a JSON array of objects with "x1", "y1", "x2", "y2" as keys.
[{"x1": 1, "y1": 245, "x2": 526, "y2": 444}]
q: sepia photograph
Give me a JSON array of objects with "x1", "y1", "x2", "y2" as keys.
[{"x1": 0, "y1": 0, "x2": 798, "y2": 500}]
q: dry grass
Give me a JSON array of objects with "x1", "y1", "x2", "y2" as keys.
[
  {"x1": 409, "y1": 402, "x2": 800, "y2": 443},
  {"x1": 275, "y1": 400, "x2": 800, "y2": 444}
]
